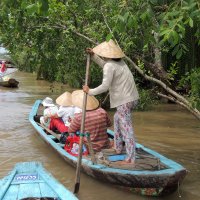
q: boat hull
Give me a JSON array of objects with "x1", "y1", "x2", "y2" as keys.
[
  {"x1": 0, "y1": 162, "x2": 78, "y2": 200},
  {"x1": 0, "y1": 78, "x2": 19, "y2": 88},
  {"x1": 29, "y1": 100, "x2": 187, "y2": 196}
]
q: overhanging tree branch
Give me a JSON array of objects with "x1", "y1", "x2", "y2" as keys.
[
  {"x1": 71, "y1": 29, "x2": 200, "y2": 120},
  {"x1": 157, "y1": 93, "x2": 200, "y2": 120}
]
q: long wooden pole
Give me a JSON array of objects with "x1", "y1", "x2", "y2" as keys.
[
  {"x1": 85, "y1": 132, "x2": 96, "y2": 164},
  {"x1": 74, "y1": 54, "x2": 90, "y2": 194},
  {"x1": 36, "y1": 122, "x2": 61, "y2": 140}
]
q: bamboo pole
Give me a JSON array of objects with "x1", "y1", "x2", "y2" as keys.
[{"x1": 74, "y1": 54, "x2": 90, "y2": 194}]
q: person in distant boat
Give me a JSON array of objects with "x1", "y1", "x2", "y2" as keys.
[
  {"x1": 39, "y1": 97, "x2": 58, "y2": 127},
  {"x1": 0, "y1": 61, "x2": 7, "y2": 79},
  {"x1": 49, "y1": 91, "x2": 82, "y2": 142},
  {"x1": 83, "y1": 39, "x2": 139, "y2": 165},
  {"x1": 0, "y1": 61, "x2": 18, "y2": 81},
  {"x1": 0, "y1": 60, "x2": 7, "y2": 73},
  {"x1": 68, "y1": 90, "x2": 112, "y2": 152}
]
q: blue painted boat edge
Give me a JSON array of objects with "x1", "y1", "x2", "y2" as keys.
[
  {"x1": 0, "y1": 168, "x2": 17, "y2": 199},
  {"x1": 0, "y1": 162, "x2": 78, "y2": 200},
  {"x1": 106, "y1": 130, "x2": 186, "y2": 174},
  {"x1": 30, "y1": 100, "x2": 186, "y2": 177}
]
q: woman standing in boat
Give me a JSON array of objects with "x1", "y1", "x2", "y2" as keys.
[{"x1": 83, "y1": 39, "x2": 139, "y2": 165}]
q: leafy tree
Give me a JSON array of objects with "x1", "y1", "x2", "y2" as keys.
[{"x1": 0, "y1": 0, "x2": 200, "y2": 119}]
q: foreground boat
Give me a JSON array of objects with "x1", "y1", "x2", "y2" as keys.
[
  {"x1": 0, "y1": 78, "x2": 19, "y2": 88},
  {"x1": 29, "y1": 100, "x2": 187, "y2": 196},
  {"x1": 0, "y1": 162, "x2": 78, "y2": 200}
]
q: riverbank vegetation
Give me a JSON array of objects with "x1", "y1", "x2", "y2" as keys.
[{"x1": 0, "y1": 0, "x2": 200, "y2": 118}]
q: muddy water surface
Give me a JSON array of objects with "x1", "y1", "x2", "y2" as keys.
[{"x1": 0, "y1": 71, "x2": 200, "y2": 200}]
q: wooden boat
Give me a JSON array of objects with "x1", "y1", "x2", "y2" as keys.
[
  {"x1": 29, "y1": 100, "x2": 187, "y2": 197},
  {"x1": 0, "y1": 78, "x2": 19, "y2": 88},
  {"x1": 0, "y1": 67, "x2": 18, "y2": 76},
  {"x1": 0, "y1": 161, "x2": 78, "y2": 200}
]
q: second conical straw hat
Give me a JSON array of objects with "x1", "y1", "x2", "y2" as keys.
[
  {"x1": 72, "y1": 90, "x2": 99, "y2": 111},
  {"x1": 93, "y1": 39, "x2": 125, "y2": 58},
  {"x1": 56, "y1": 91, "x2": 73, "y2": 106}
]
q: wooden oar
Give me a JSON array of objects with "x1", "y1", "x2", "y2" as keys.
[
  {"x1": 36, "y1": 122, "x2": 61, "y2": 140},
  {"x1": 74, "y1": 54, "x2": 90, "y2": 194}
]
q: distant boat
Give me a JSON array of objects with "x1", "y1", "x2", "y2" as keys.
[
  {"x1": 29, "y1": 100, "x2": 187, "y2": 197},
  {"x1": 0, "y1": 162, "x2": 78, "y2": 200},
  {"x1": 0, "y1": 78, "x2": 19, "y2": 88},
  {"x1": 0, "y1": 67, "x2": 18, "y2": 76},
  {"x1": 0, "y1": 67, "x2": 19, "y2": 88}
]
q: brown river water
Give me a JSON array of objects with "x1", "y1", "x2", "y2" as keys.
[{"x1": 0, "y1": 71, "x2": 200, "y2": 200}]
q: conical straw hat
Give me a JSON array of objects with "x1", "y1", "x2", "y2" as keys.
[
  {"x1": 72, "y1": 90, "x2": 99, "y2": 111},
  {"x1": 56, "y1": 91, "x2": 73, "y2": 106},
  {"x1": 93, "y1": 39, "x2": 125, "y2": 58}
]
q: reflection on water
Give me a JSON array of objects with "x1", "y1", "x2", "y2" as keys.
[{"x1": 0, "y1": 71, "x2": 200, "y2": 200}]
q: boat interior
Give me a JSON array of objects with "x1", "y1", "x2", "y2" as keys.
[{"x1": 34, "y1": 105, "x2": 168, "y2": 171}]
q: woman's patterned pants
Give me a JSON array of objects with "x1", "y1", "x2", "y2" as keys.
[{"x1": 114, "y1": 100, "x2": 138, "y2": 162}]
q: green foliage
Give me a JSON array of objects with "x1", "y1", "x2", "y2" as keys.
[
  {"x1": 179, "y1": 68, "x2": 200, "y2": 109},
  {"x1": 0, "y1": 0, "x2": 199, "y2": 111},
  {"x1": 158, "y1": 0, "x2": 200, "y2": 59},
  {"x1": 167, "y1": 61, "x2": 178, "y2": 80},
  {"x1": 189, "y1": 68, "x2": 200, "y2": 109},
  {"x1": 136, "y1": 89, "x2": 158, "y2": 111}
]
